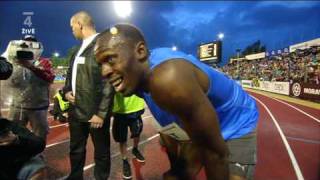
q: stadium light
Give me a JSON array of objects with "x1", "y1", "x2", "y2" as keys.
[
  {"x1": 172, "y1": 46, "x2": 177, "y2": 51},
  {"x1": 113, "y1": 1, "x2": 132, "y2": 18},
  {"x1": 53, "y1": 52, "x2": 60, "y2": 57},
  {"x1": 217, "y1": 33, "x2": 224, "y2": 40}
]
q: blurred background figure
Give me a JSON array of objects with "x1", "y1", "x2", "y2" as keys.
[
  {"x1": 0, "y1": 56, "x2": 13, "y2": 117},
  {"x1": 0, "y1": 56, "x2": 13, "y2": 80},
  {"x1": 0, "y1": 118, "x2": 46, "y2": 180},
  {"x1": 112, "y1": 93, "x2": 145, "y2": 179},
  {"x1": 50, "y1": 89, "x2": 69, "y2": 123},
  {"x1": 1, "y1": 35, "x2": 55, "y2": 142}
]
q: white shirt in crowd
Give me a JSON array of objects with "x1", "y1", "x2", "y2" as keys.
[{"x1": 71, "y1": 33, "x2": 98, "y2": 96}]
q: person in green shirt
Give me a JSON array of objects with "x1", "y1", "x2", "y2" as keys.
[{"x1": 112, "y1": 93, "x2": 145, "y2": 179}]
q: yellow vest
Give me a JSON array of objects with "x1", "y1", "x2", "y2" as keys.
[
  {"x1": 112, "y1": 93, "x2": 145, "y2": 114},
  {"x1": 54, "y1": 91, "x2": 69, "y2": 111}
]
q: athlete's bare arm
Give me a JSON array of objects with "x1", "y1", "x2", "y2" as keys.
[{"x1": 149, "y1": 59, "x2": 229, "y2": 180}]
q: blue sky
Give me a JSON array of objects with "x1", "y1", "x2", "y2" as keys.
[{"x1": 1, "y1": 1, "x2": 319, "y2": 66}]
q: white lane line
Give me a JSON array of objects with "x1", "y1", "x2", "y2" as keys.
[
  {"x1": 46, "y1": 139, "x2": 70, "y2": 148},
  {"x1": 84, "y1": 133, "x2": 160, "y2": 170},
  {"x1": 50, "y1": 123, "x2": 68, "y2": 129},
  {"x1": 286, "y1": 136, "x2": 320, "y2": 144},
  {"x1": 270, "y1": 97, "x2": 320, "y2": 123},
  {"x1": 46, "y1": 115, "x2": 155, "y2": 148},
  {"x1": 59, "y1": 133, "x2": 160, "y2": 179},
  {"x1": 48, "y1": 115, "x2": 153, "y2": 129},
  {"x1": 253, "y1": 96, "x2": 304, "y2": 180},
  {"x1": 142, "y1": 115, "x2": 153, "y2": 119}
]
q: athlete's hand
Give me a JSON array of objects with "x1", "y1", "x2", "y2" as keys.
[{"x1": 89, "y1": 115, "x2": 104, "y2": 128}]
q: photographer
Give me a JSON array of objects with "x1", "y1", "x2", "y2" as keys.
[
  {"x1": 0, "y1": 118, "x2": 46, "y2": 180},
  {"x1": 0, "y1": 56, "x2": 12, "y2": 117},
  {"x1": 0, "y1": 56, "x2": 12, "y2": 80},
  {"x1": 1, "y1": 35, "x2": 55, "y2": 142}
]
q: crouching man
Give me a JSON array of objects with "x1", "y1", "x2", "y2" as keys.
[{"x1": 0, "y1": 118, "x2": 46, "y2": 180}]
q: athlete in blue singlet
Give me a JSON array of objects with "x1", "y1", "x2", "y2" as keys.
[
  {"x1": 144, "y1": 48, "x2": 258, "y2": 140},
  {"x1": 94, "y1": 24, "x2": 259, "y2": 180}
]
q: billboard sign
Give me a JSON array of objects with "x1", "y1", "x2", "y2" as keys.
[
  {"x1": 290, "y1": 82, "x2": 320, "y2": 101},
  {"x1": 289, "y1": 38, "x2": 320, "y2": 52},
  {"x1": 245, "y1": 52, "x2": 266, "y2": 60},
  {"x1": 198, "y1": 41, "x2": 222, "y2": 63}
]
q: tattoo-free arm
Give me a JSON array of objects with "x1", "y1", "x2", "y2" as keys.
[{"x1": 150, "y1": 60, "x2": 229, "y2": 180}]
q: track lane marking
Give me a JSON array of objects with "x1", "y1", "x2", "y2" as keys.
[
  {"x1": 58, "y1": 133, "x2": 160, "y2": 179},
  {"x1": 48, "y1": 115, "x2": 153, "y2": 129},
  {"x1": 286, "y1": 136, "x2": 320, "y2": 144},
  {"x1": 270, "y1": 97, "x2": 320, "y2": 123},
  {"x1": 46, "y1": 139, "x2": 70, "y2": 148},
  {"x1": 50, "y1": 123, "x2": 68, "y2": 129},
  {"x1": 252, "y1": 96, "x2": 304, "y2": 180},
  {"x1": 84, "y1": 133, "x2": 160, "y2": 170},
  {"x1": 48, "y1": 113, "x2": 157, "y2": 179},
  {"x1": 45, "y1": 115, "x2": 154, "y2": 148}
]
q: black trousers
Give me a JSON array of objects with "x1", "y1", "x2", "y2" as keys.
[{"x1": 67, "y1": 119, "x2": 110, "y2": 180}]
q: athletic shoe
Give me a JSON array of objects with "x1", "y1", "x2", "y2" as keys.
[
  {"x1": 122, "y1": 159, "x2": 132, "y2": 179},
  {"x1": 132, "y1": 147, "x2": 145, "y2": 163}
]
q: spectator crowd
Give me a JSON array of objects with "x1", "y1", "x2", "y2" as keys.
[{"x1": 220, "y1": 46, "x2": 320, "y2": 85}]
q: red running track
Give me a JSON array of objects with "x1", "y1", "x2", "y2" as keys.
[
  {"x1": 25, "y1": 91, "x2": 320, "y2": 179},
  {"x1": 251, "y1": 92, "x2": 319, "y2": 180}
]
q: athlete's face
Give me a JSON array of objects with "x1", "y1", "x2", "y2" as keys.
[{"x1": 95, "y1": 34, "x2": 147, "y2": 96}]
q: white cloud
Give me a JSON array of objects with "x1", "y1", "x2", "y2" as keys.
[
  {"x1": 257, "y1": 1, "x2": 319, "y2": 9},
  {"x1": 160, "y1": 3, "x2": 230, "y2": 45},
  {"x1": 162, "y1": 9, "x2": 217, "y2": 30}
]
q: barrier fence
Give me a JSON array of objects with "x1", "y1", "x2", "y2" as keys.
[{"x1": 241, "y1": 80, "x2": 320, "y2": 102}]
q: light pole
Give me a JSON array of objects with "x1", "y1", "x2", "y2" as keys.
[
  {"x1": 236, "y1": 49, "x2": 241, "y2": 80},
  {"x1": 216, "y1": 33, "x2": 224, "y2": 67}
]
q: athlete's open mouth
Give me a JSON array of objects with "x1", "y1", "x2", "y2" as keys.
[{"x1": 111, "y1": 77, "x2": 124, "y2": 92}]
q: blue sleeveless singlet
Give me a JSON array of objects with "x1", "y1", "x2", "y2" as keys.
[{"x1": 140, "y1": 48, "x2": 259, "y2": 140}]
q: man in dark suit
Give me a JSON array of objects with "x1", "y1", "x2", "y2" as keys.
[{"x1": 63, "y1": 11, "x2": 114, "y2": 180}]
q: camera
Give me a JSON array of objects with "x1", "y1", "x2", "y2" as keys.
[{"x1": 6, "y1": 39, "x2": 43, "y2": 61}]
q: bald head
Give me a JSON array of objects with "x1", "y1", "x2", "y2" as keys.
[
  {"x1": 71, "y1": 11, "x2": 95, "y2": 28},
  {"x1": 95, "y1": 24, "x2": 147, "y2": 54},
  {"x1": 70, "y1": 11, "x2": 97, "y2": 40}
]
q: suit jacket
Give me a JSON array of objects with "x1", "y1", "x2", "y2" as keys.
[{"x1": 63, "y1": 35, "x2": 114, "y2": 122}]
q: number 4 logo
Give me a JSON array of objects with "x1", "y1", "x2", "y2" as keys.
[
  {"x1": 24, "y1": 16, "x2": 32, "y2": 27},
  {"x1": 23, "y1": 12, "x2": 34, "y2": 27}
]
